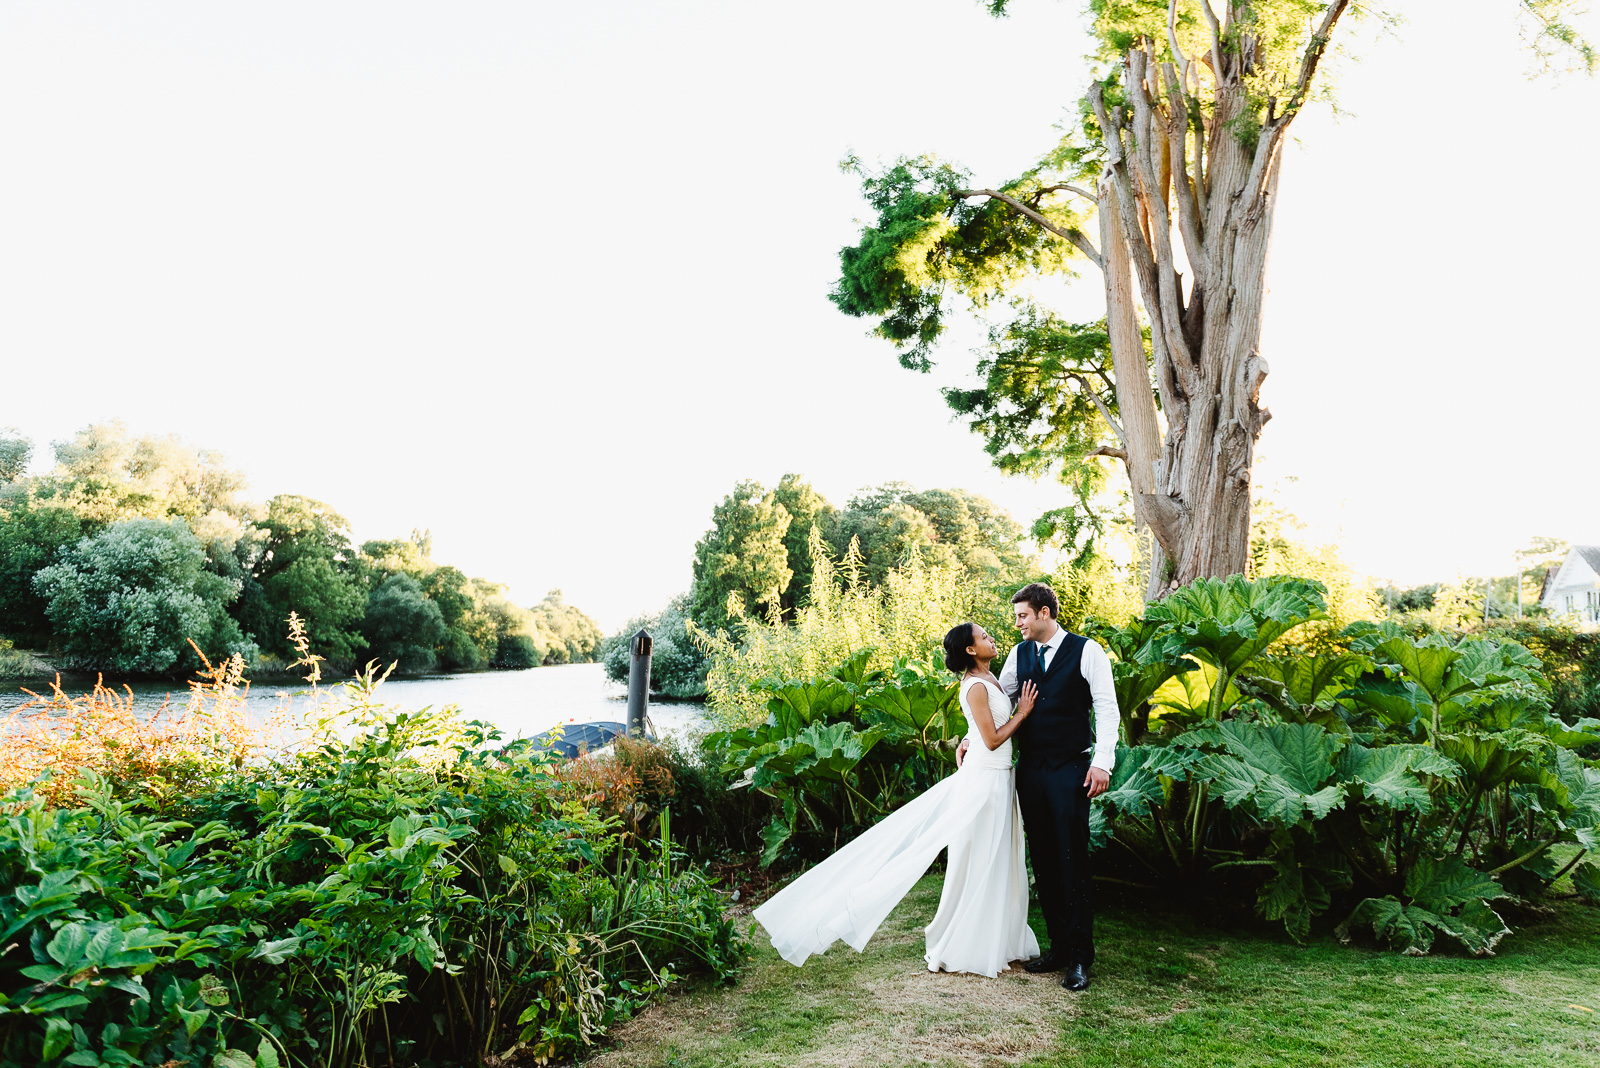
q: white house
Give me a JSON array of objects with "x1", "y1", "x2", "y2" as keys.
[{"x1": 1541, "y1": 546, "x2": 1600, "y2": 627}]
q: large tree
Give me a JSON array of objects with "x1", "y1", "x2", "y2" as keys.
[{"x1": 832, "y1": 0, "x2": 1593, "y2": 598}]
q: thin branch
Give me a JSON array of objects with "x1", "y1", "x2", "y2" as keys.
[
  {"x1": 1087, "y1": 446, "x2": 1128, "y2": 461},
  {"x1": 1034, "y1": 182, "x2": 1098, "y2": 202},
  {"x1": 1166, "y1": 0, "x2": 1189, "y2": 71},
  {"x1": 1068, "y1": 372, "x2": 1127, "y2": 445},
  {"x1": 952, "y1": 188, "x2": 1103, "y2": 269},
  {"x1": 1199, "y1": 0, "x2": 1227, "y2": 81},
  {"x1": 1123, "y1": 48, "x2": 1197, "y2": 377},
  {"x1": 1160, "y1": 60, "x2": 1208, "y2": 277},
  {"x1": 1280, "y1": 0, "x2": 1351, "y2": 121}
]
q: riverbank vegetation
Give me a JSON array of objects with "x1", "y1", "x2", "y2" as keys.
[
  {"x1": 0, "y1": 658, "x2": 744, "y2": 1068},
  {"x1": 0, "y1": 423, "x2": 600, "y2": 678}
]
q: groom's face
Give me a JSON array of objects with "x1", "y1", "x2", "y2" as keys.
[{"x1": 1014, "y1": 603, "x2": 1051, "y2": 641}]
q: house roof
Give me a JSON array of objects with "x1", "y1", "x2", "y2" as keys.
[{"x1": 1579, "y1": 546, "x2": 1600, "y2": 574}]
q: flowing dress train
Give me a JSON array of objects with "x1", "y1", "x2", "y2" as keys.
[{"x1": 752, "y1": 676, "x2": 1039, "y2": 977}]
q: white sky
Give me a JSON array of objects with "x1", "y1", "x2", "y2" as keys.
[{"x1": 1, "y1": 1, "x2": 1596, "y2": 632}]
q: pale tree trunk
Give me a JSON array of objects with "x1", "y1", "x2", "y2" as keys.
[
  {"x1": 953, "y1": 1, "x2": 1347, "y2": 597},
  {"x1": 1085, "y1": 0, "x2": 1348, "y2": 591},
  {"x1": 1095, "y1": 179, "x2": 1170, "y2": 601}
]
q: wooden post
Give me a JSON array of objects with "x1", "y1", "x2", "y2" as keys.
[{"x1": 627, "y1": 628, "x2": 652, "y2": 738}]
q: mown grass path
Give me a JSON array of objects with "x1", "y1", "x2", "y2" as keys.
[{"x1": 585, "y1": 875, "x2": 1600, "y2": 1068}]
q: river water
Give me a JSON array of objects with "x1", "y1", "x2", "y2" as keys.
[{"x1": 0, "y1": 663, "x2": 709, "y2": 742}]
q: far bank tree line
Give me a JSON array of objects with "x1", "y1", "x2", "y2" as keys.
[
  {"x1": 602, "y1": 475, "x2": 1035, "y2": 697},
  {"x1": 0, "y1": 423, "x2": 600, "y2": 677}
]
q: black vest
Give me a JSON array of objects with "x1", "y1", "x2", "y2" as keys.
[{"x1": 1013, "y1": 632, "x2": 1093, "y2": 760}]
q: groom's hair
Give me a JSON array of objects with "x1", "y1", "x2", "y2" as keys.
[
  {"x1": 1010, "y1": 582, "x2": 1059, "y2": 620},
  {"x1": 942, "y1": 623, "x2": 977, "y2": 674}
]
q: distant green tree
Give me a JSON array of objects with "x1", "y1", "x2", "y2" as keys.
[
  {"x1": 772, "y1": 473, "x2": 837, "y2": 616},
  {"x1": 32, "y1": 518, "x2": 252, "y2": 674},
  {"x1": 832, "y1": 484, "x2": 1031, "y2": 585},
  {"x1": 362, "y1": 573, "x2": 448, "y2": 674},
  {"x1": 241, "y1": 495, "x2": 366, "y2": 660},
  {"x1": 528, "y1": 589, "x2": 603, "y2": 665},
  {"x1": 0, "y1": 429, "x2": 31, "y2": 484},
  {"x1": 359, "y1": 534, "x2": 431, "y2": 582},
  {"x1": 42, "y1": 421, "x2": 253, "y2": 524},
  {"x1": 599, "y1": 593, "x2": 710, "y2": 698},
  {"x1": 689, "y1": 481, "x2": 793, "y2": 632},
  {"x1": 0, "y1": 496, "x2": 93, "y2": 646}
]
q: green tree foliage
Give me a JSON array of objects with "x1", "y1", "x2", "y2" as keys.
[
  {"x1": 690, "y1": 481, "x2": 793, "y2": 632},
  {"x1": 241, "y1": 495, "x2": 367, "y2": 661},
  {"x1": 600, "y1": 594, "x2": 712, "y2": 698},
  {"x1": 689, "y1": 477, "x2": 1032, "y2": 634},
  {"x1": 833, "y1": 483, "x2": 1031, "y2": 586},
  {"x1": 942, "y1": 310, "x2": 1127, "y2": 557},
  {"x1": 31, "y1": 519, "x2": 251, "y2": 673},
  {"x1": 41, "y1": 421, "x2": 254, "y2": 525},
  {"x1": 773, "y1": 473, "x2": 837, "y2": 616},
  {"x1": 362, "y1": 573, "x2": 448, "y2": 674},
  {"x1": 0, "y1": 423, "x2": 602, "y2": 675},
  {"x1": 0, "y1": 429, "x2": 31, "y2": 484},
  {"x1": 0, "y1": 497, "x2": 93, "y2": 647},
  {"x1": 528, "y1": 590, "x2": 604, "y2": 665}
]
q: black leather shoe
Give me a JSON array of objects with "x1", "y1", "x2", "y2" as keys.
[
  {"x1": 1023, "y1": 952, "x2": 1064, "y2": 974},
  {"x1": 1061, "y1": 963, "x2": 1090, "y2": 990}
]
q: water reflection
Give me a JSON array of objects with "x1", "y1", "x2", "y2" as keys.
[{"x1": 0, "y1": 663, "x2": 708, "y2": 742}]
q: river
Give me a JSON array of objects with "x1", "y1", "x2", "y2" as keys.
[{"x1": 0, "y1": 663, "x2": 709, "y2": 742}]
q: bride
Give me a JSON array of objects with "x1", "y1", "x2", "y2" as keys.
[{"x1": 752, "y1": 622, "x2": 1041, "y2": 977}]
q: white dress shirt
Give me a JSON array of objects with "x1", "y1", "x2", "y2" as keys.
[{"x1": 996, "y1": 624, "x2": 1120, "y2": 773}]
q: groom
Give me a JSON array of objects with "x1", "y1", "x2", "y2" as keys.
[{"x1": 957, "y1": 582, "x2": 1119, "y2": 990}]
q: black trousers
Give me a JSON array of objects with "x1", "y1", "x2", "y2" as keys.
[{"x1": 1016, "y1": 754, "x2": 1094, "y2": 966}]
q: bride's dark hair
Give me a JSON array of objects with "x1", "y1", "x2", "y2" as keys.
[{"x1": 943, "y1": 622, "x2": 978, "y2": 674}]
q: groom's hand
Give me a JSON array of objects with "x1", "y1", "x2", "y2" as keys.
[
  {"x1": 1084, "y1": 767, "x2": 1110, "y2": 799},
  {"x1": 955, "y1": 738, "x2": 970, "y2": 767}
]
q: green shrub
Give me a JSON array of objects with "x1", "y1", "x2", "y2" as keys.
[
  {"x1": 600, "y1": 594, "x2": 712, "y2": 698},
  {"x1": 725, "y1": 574, "x2": 1600, "y2": 956},
  {"x1": 0, "y1": 686, "x2": 747, "y2": 1068}
]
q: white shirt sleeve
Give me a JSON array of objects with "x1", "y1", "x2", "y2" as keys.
[
  {"x1": 997, "y1": 644, "x2": 1020, "y2": 699},
  {"x1": 1079, "y1": 639, "x2": 1121, "y2": 774}
]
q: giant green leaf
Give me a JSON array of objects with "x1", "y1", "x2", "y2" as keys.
[
  {"x1": 1436, "y1": 729, "x2": 1548, "y2": 791},
  {"x1": 1404, "y1": 854, "x2": 1508, "y2": 912},
  {"x1": 1181, "y1": 721, "x2": 1347, "y2": 824},
  {"x1": 1335, "y1": 743, "x2": 1460, "y2": 812}
]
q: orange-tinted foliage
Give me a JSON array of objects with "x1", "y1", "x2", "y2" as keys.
[{"x1": 0, "y1": 642, "x2": 292, "y2": 807}]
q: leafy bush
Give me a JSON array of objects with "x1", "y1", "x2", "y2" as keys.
[
  {"x1": 703, "y1": 651, "x2": 967, "y2": 867},
  {"x1": 32, "y1": 518, "x2": 256, "y2": 673},
  {"x1": 1089, "y1": 576, "x2": 1600, "y2": 954},
  {"x1": 728, "y1": 574, "x2": 1600, "y2": 956},
  {"x1": 0, "y1": 679, "x2": 747, "y2": 1068},
  {"x1": 600, "y1": 594, "x2": 711, "y2": 698}
]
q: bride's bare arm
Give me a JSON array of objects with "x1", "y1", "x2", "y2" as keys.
[{"x1": 965, "y1": 680, "x2": 1037, "y2": 751}]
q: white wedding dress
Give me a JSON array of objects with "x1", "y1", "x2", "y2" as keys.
[{"x1": 752, "y1": 676, "x2": 1040, "y2": 977}]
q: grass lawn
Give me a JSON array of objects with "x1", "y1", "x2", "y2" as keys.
[{"x1": 584, "y1": 875, "x2": 1600, "y2": 1068}]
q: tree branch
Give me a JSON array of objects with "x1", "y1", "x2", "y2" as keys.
[
  {"x1": 1166, "y1": 0, "x2": 1189, "y2": 71},
  {"x1": 1280, "y1": 0, "x2": 1351, "y2": 122},
  {"x1": 1068, "y1": 372, "x2": 1126, "y2": 446},
  {"x1": 952, "y1": 188, "x2": 1103, "y2": 269},
  {"x1": 1087, "y1": 446, "x2": 1128, "y2": 461},
  {"x1": 1123, "y1": 48, "x2": 1197, "y2": 378},
  {"x1": 1034, "y1": 182, "x2": 1098, "y2": 202},
  {"x1": 1198, "y1": 0, "x2": 1227, "y2": 81},
  {"x1": 1160, "y1": 60, "x2": 1208, "y2": 278}
]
